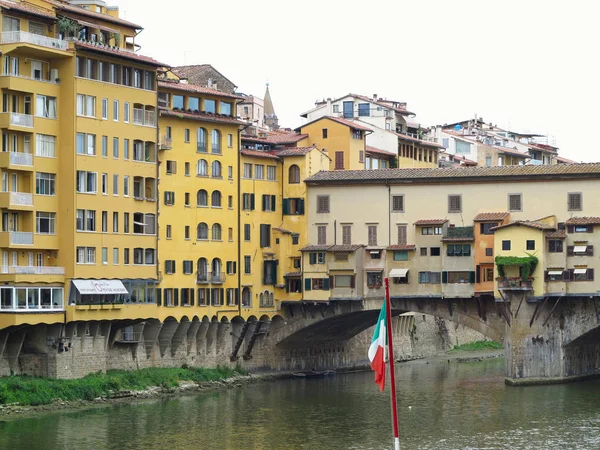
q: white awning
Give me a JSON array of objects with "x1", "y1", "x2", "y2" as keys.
[
  {"x1": 573, "y1": 245, "x2": 587, "y2": 253},
  {"x1": 72, "y1": 279, "x2": 128, "y2": 295},
  {"x1": 574, "y1": 269, "x2": 588, "y2": 275},
  {"x1": 389, "y1": 268, "x2": 409, "y2": 278},
  {"x1": 548, "y1": 271, "x2": 563, "y2": 276}
]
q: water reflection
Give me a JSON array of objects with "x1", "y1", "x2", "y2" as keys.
[{"x1": 1, "y1": 358, "x2": 599, "y2": 450}]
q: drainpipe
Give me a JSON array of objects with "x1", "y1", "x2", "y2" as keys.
[
  {"x1": 237, "y1": 126, "x2": 242, "y2": 317},
  {"x1": 387, "y1": 181, "x2": 391, "y2": 247}
]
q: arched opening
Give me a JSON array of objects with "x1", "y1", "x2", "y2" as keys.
[
  {"x1": 212, "y1": 223, "x2": 222, "y2": 241},
  {"x1": 211, "y1": 129, "x2": 221, "y2": 154},
  {"x1": 289, "y1": 164, "x2": 300, "y2": 184},
  {"x1": 197, "y1": 159, "x2": 208, "y2": 176},
  {"x1": 211, "y1": 190, "x2": 221, "y2": 207},
  {"x1": 211, "y1": 160, "x2": 221, "y2": 178},
  {"x1": 197, "y1": 128, "x2": 207, "y2": 153},
  {"x1": 197, "y1": 258, "x2": 208, "y2": 282},
  {"x1": 197, "y1": 189, "x2": 208, "y2": 207},
  {"x1": 197, "y1": 222, "x2": 208, "y2": 240},
  {"x1": 242, "y1": 287, "x2": 251, "y2": 307}
]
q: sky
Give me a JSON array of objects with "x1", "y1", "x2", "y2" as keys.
[{"x1": 113, "y1": 0, "x2": 600, "y2": 162}]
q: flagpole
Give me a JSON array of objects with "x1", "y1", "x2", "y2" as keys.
[{"x1": 384, "y1": 277, "x2": 400, "y2": 450}]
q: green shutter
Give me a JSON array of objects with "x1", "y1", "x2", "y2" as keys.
[
  {"x1": 283, "y1": 199, "x2": 290, "y2": 215},
  {"x1": 298, "y1": 199, "x2": 305, "y2": 215},
  {"x1": 156, "y1": 288, "x2": 162, "y2": 306},
  {"x1": 305, "y1": 278, "x2": 311, "y2": 291},
  {"x1": 190, "y1": 289, "x2": 195, "y2": 306},
  {"x1": 263, "y1": 260, "x2": 268, "y2": 285},
  {"x1": 174, "y1": 288, "x2": 179, "y2": 306},
  {"x1": 235, "y1": 288, "x2": 239, "y2": 305},
  {"x1": 469, "y1": 271, "x2": 475, "y2": 283},
  {"x1": 323, "y1": 277, "x2": 330, "y2": 290},
  {"x1": 271, "y1": 195, "x2": 276, "y2": 212},
  {"x1": 442, "y1": 271, "x2": 448, "y2": 284},
  {"x1": 250, "y1": 193, "x2": 255, "y2": 210},
  {"x1": 273, "y1": 261, "x2": 278, "y2": 285},
  {"x1": 262, "y1": 194, "x2": 267, "y2": 211},
  {"x1": 309, "y1": 253, "x2": 316, "y2": 264},
  {"x1": 220, "y1": 288, "x2": 224, "y2": 305}
]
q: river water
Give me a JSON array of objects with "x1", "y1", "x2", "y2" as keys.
[{"x1": 1, "y1": 356, "x2": 599, "y2": 450}]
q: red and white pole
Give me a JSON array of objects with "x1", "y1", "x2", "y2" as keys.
[{"x1": 384, "y1": 277, "x2": 400, "y2": 450}]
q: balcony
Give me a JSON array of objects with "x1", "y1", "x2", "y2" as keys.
[
  {"x1": 0, "y1": 192, "x2": 34, "y2": 210},
  {"x1": 159, "y1": 136, "x2": 172, "y2": 150},
  {"x1": 1, "y1": 266, "x2": 64, "y2": 275},
  {"x1": 133, "y1": 108, "x2": 156, "y2": 127},
  {"x1": 0, "y1": 31, "x2": 68, "y2": 52},
  {"x1": 211, "y1": 272, "x2": 226, "y2": 284},
  {"x1": 196, "y1": 273, "x2": 209, "y2": 284},
  {"x1": 0, "y1": 152, "x2": 33, "y2": 171},
  {"x1": 10, "y1": 232, "x2": 33, "y2": 245},
  {"x1": 0, "y1": 265, "x2": 65, "y2": 283},
  {"x1": 497, "y1": 278, "x2": 533, "y2": 291},
  {"x1": 0, "y1": 112, "x2": 34, "y2": 129}
]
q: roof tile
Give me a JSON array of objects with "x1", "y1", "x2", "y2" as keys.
[
  {"x1": 491, "y1": 221, "x2": 556, "y2": 232},
  {"x1": 387, "y1": 244, "x2": 416, "y2": 251},
  {"x1": 473, "y1": 212, "x2": 510, "y2": 222},
  {"x1": 158, "y1": 80, "x2": 242, "y2": 99},
  {"x1": 75, "y1": 41, "x2": 164, "y2": 66},
  {"x1": 0, "y1": 0, "x2": 55, "y2": 19},
  {"x1": 565, "y1": 217, "x2": 600, "y2": 225},
  {"x1": 274, "y1": 146, "x2": 316, "y2": 157},
  {"x1": 366, "y1": 146, "x2": 396, "y2": 157},
  {"x1": 414, "y1": 219, "x2": 449, "y2": 226},
  {"x1": 545, "y1": 230, "x2": 567, "y2": 239},
  {"x1": 240, "y1": 149, "x2": 280, "y2": 160}
]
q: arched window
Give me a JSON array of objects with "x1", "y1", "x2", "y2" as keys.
[
  {"x1": 242, "y1": 287, "x2": 251, "y2": 307},
  {"x1": 197, "y1": 128, "x2": 207, "y2": 152},
  {"x1": 212, "y1": 258, "x2": 221, "y2": 275},
  {"x1": 212, "y1": 223, "x2": 222, "y2": 241},
  {"x1": 211, "y1": 160, "x2": 221, "y2": 178},
  {"x1": 197, "y1": 189, "x2": 208, "y2": 207},
  {"x1": 211, "y1": 190, "x2": 221, "y2": 207},
  {"x1": 197, "y1": 222, "x2": 208, "y2": 240},
  {"x1": 197, "y1": 258, "x2": 208, "y2": 282},
  {"x1": 197, "y1": 159, "x2": 208, "y2": 176},
  {"x1": 289, "y1": 164, "x2": 300, "y2": 184},
  {"x1": 211, "y1": 129, "x2": 221, "y2": 154},
  {"x1": 259, "y1": 292, "x2": 265, "y2": 307}
]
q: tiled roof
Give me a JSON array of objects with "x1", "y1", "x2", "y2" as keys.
[
  {"x1": 274, "y1": 146, "x2": 316, "y2": 157},
  {"x1": 366, "y1": 146, "x2": 396, "y2": 157},
  {"x1": 242, "y1": 131, "x2": 307, "y2": 145},
  {"x1": 491, "y1": 221, "x2": 556, "y2": 232},
  {"x1": 545, "y1": 230, "x2": 567, "y2": 239},
  {"x1": 452, "y1": 154, "x2": 478, "y2": 166},
  {"x1": 172, "y1": 64, "x2": 236, "y2": 89},
  {"x1": 240, "y1": 149, "x2": 280, "y2": 160},
  {"x1": 50, "y1": 1, "x2": 143, "y2": 28},
  {"x1": 158, "y1": 80, "x2": 242, "y2": 100},
  {"x1": 300, "y1": 245, "x2": 331, "y2": 252},
  {"x1": 392, "y1": 131, "x2": 445, "y2": 149},
  {"x1": 473, "y1": 212, "x2": 510, "y2": 222},
  {"x1": 442, "y1": 236, "x2": 475, "y2": 242},
  {"x1": 442, "y1": 226, "x2": 474, "y2": 241},
  {"x1": 387, "y1": 244, "x2": 416, "y2": 251},
  {"x1": 159, "y1": 108, "x2": 244, "y2": 126},
  {"x1": 296, "y1": 116, "x2": 372, "y2": 133},
  {"x1": 305, "y1": 163, "x2": 600, "y2": 185},
  {"x1": 74, "y1": 41, "x2": 165, "y2": 66},
  {"x1": 565, "y1": 217, "x2": 600, "y2": 225},
  {"x1": 414, "y1": 219, "x2": 449, "y2": 226},
  {"x1": 328, "y1": 245, "x2": 364, "y2": 252},
  {"x1": 273, "y1": 227, "x2": 292, "y2": 234},
  {"x1": 0, "y1": 0, "x2": 55, "y2": 19},
  {"x1": 284, "y1": 272, "x2": 302, "y2": 278},
  {"x1": 555, "y1": 155, "x2": 578, "y2": 164}
]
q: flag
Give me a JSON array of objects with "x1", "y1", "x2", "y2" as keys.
[{"x1": 368, "y1": 300, "x2": 387, "y2": 391}]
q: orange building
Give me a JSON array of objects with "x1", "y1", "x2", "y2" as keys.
[{"x1": 473, "y1": 212, "x2": 510, "y2": 295}]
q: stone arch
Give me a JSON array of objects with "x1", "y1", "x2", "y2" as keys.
[
  {"x1": 187, "y1": 316, "x2": 201, "y2": 356},
  {"x1": 196, "y1": 315, "x2": 211, "y2": 357},
  {"x1": 157, "y1": 316, "x2": 179, "y2": 357}
]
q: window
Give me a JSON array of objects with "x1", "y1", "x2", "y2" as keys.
[
  {"x1": 394, "y1": 251, "x2": 408, "y2": 261},
  {"x1": 317, "y1": 195, "x2": 330, "y2": 213},
  {"x1": 482, "y1": 267, "x2": 495, "y2": 282},
  {"x1": 183, "y1": 260, "x2": 193, "y2": 275},
  {"x1": 172, "y1": 95, "x2": 184, "y2": 109},
  {"x1": 35, "y1": 134, "x2": 55, "y2": 157},
  {"x1": 480, "y1": 223, "x2": 497, "y2": 235},
  {"x1": 124, "y1": 139, "x2": 129, "y2": 159},
  {"x1": 76, "y1": 247, "x2": 96, "y2": 264},
  {"x1": 448, "y1": 195, "x2": 461, "y2": 213},
  {"x1": 289, "y1": 165, "x2": 300, "y2": 184},
  {"x1": 243, "y1": 163, "x2": 253, "y2": 179},
  {"x1": 76, "y1": 209, "x2": 96, "y2": 231},
  {"x1": 255, "y1": 164, "x2": 265, "y2": 180},
  {"x1": 220, "y1": 102, "x2": 232, "y2": 115},
  {"x1": 244, "y1": 255, "x2": 251, "y2": 274},
  {"x1": 309, "y1": 252, "x2": 326, "y2": 265},
  {"x1": 113, "y1": 137, "x2": 119, "y2": 158},
  {"x1": 352, "y1": 130, "x2": 362, "y2": 140},
  {"x1": 397, "y1": 225, "x2": 407, "y2": 245},
  {"x1": 113, "y1": 248, "x2": 119, "y2": 265},
  {"x1": 123, "y1": 176, "x2": 129, "y2": 197},
  {"x1": 358, "y1": 103, "x2": 370, "y2": 117},
  {"x1": 342, "y1": 225, "x2": 352, "y2": 245},
  {"x1": 211, "y1": 130, "x2": 221, "y2": 153},
  {"x1": 197, "y1": 128, "x2": 207, "y2": 152},
  {"x1": 164, "y1": 191, "x2": 175, "y2": 205},
  {"x1": 526, "y1": 240, "x2": 536, "y2": 251},
  {"x1": 262, "y1": 194, "x2": 276, "y2": 212},
  {"x1": 260, "y1": 224, "x2": 271, "y2": 248},
  {"x1": 419, "y1": 272, "x2": 441, "y2": 284},
  {"x1": 76, "y1": 171, "x2": 97, "y2": 193},
  {"x1": 322, "y1": 128, "x2": 328, "y2": 139},
  {"x1": 508, "y1": 194, "x2": 522, "y2": 212},
  {"x1": 430, "y1": 247, "x2": 441, "y2": 256},
  {"x1": 113, "y1": 174, "x2": 118, "y2": 195},
  {"x1": 244, "y1": 224, "x2": 251, "y2": 241},
  {"x1": 228, "y1": 195, "x2": 233, "y2": 209},
  {"x1": 367, "y1": 272, "x2": 383, "y2": 289},
  {"x1": 242, "y1": 193, "x2": 255, "y2": 210},
  {"x1": 113, "y1": 100, "x2": 119, "y2": 121},
  {"x1": 212, "y1": 223, "x2": 222, "y2": 241},
  {"x1": 311, "y1": 278, "x2": 327, "y2": 290},
  {"x1": 267, "y1": 166, "x2": 276, "y2": 181},
  {"x1": 446, "y1": 271, "x2": 474, "y2": 284},
  {"x1": 568, "y1": 193, "x2": 582, "y2": 211},
  {"x1": 485, "y1": 248, "x2": 493, "y2": 257},
  {"x1": 421, "y1": 226, "x2": 443, "y2": 235},
  {"x1": 420, "y1": 248, "x2": 427, "y2": 256},
  {"x1": 197, "y1": 189, "x2": 208, "y2": 207},
  {"x1": 572, "y1": 268, "x2": 594, "y2": 282},
  {"x1": 317, "y1": 225, "x2": 327, "y2": 245},
  {"x1": 184, "y1": 129, "x2": 190, "y2": 143},
  {"x1": 335, "y1": 151, "x2": 344, "y2": 170},
  {"x1": 446, "y1": 244, "x2": 470, "y2": 257},
  {"x1": 113, "y1": 212, "x2": 118, "y2": 233},
  {"x1": 124, "y1": 213, "x2": 129, "y2": 233},
  {"x1": 197, "y1": 159, "x2": 208, "y2": 176},
  {"x1": 166, "y1": 160, "x2": 177, "y2": 175},
  {"x1": 368, "y1": 225, "x2": 378, "y2": 246},
  {"x1": 166, "y1": 224, "x2": 172, "y2": 239},
  {"x1": 36, "y1": 212, "x2": 55, "y2": 234},
  {"x1": 35, "y1": 172, "x2": 55, "y2": 195},
  {"x1": 335, "y1": 275, "x2": 354, "y2": 288},
  {"x1": 549, "y1": 240, "x2": 563, "y2": 253},
  {"x1": 211, "y1": 190, "x2": 222, "y2": 207},
  {"x1": 197, "y1": 223, "x2": 208, "y2": 240},
  {"x1": 165, "y1": 260, "x2": 176, "y2": 274},
  {"x1": 184, "y1": 162, "x2": 190, "y2": 176},
  {"x1": 228, "y1": 166, "x2": 233, "y2": 179},
  {"x1": 101, "y1": 136, "x2": 108, "y2": 157},
  {"x1": 76, "y1": 94, "x2": 95, "y2": 117},
  {"x1": 102, "y1": 98, "x2": 108, "y2": 119},
  {"x1": 123, "y1": 102, "x2": 130, "y2": 123},
  {"x1": 211, "y1": 160, "x2": 222, "y2": 177},
  {"x1": 36, "y1": 95, "x2": 57, "y2": 118},
  {"x1": 101, "y1": 211, "x2": 108, "y2": 232},
  {"x1": 502, "y1": 240, "x2": 511, "y2": 251},
  {"x1": 392, "y1": 195, "x2": 404, "y2": 212},
  {"x1": 133, "y1": 213, "x2": 156, "y2": 235},
  {"x1": 76, "y1": 133, "x2": 95, "y2": 155}
]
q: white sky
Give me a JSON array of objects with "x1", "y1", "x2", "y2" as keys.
[{"x1": 114, "y1": 0, "x2": 600, "y2": 162}]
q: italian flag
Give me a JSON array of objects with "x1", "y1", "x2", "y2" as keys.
[{"x1": 368, "y1": 301, "x2": 387, "y2": 392}]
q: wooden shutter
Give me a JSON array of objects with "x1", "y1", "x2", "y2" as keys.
[
  {"x1": 335, "y1": 151, "x2": 344, "y2": 169},
  {"x1": 476, "y1": 265, "x2": 481, "y2": 283},
  {"x1": 235, "y1": 288, "x2": 239, "y2": 305},
  {"x1": 271, "y1": 195, "x2": 276, "y2": 212},
  {"x1": 190, "y1": 289, "x2": 195, "y2": 306},
  {"x1": 563, "y1": 270, "x2": 571, "y2": 281},
  {"x1": 318, "y1": 226, "x2": 326, "y2": 245},
  {"x1": 220, "y1": 288, "x2": 224, "y2": 305},
  {"x1": 263, "y1": 260, "x2": 268, "y2": 285},
  {"x1": 156, "y1": 288, "x2": 162, "y2": 306},
  {"x1": 587, "y1": 225, "x2": 594, "y2": 233},
  {"x1": 587, "y1": 268, "x2": 594, "y2": 281},
  {"x1": 368, "y1": 226, "x2": 377, "y2": 246},
  {"x1": 329, "y1": 275, "x2": 334, "y2": 289},
  {"x1": 298, "y1": 199, "x2": 305, "y2": 215},
  {"x1": 469, "y1": 271, "x2": 475, "y2": 283},
  {"x1": 398, "y1": 225, "x2": 407, "y2": 245},
  {"x1": 350, "y1": 275, "x2": 355, "y2": 288},
  {"x1": 282, "y1": 199, "x2": 290, "y2": 215},
  {"x1": 567, "y1": 225, "x2": 575, "y2": 234},
  {"x1": 262, "y1": 195, "x2": 267, "y2": 211},
  {"x1": 260, "y1": 225, "x2": 266, "y2": 247},
  {"x1": 587, "y1": 245, "x2": 594, "y2": 256},
  {"x1": 442, "y1": 271, "x2": 448, "y2": 284},
  {"x1": 544, "y1": 271, "x2": 549, "y2": 282},
  {"x1": 309, "y1": 253, "x2": 316, "y2": 264},
  {"x1": 304, "y1": 278, "x2": 311, "y2": 291},
  {"x1": 567, "y1": 246, "x2": 574, "y2": 256},
  {"x1": 323, "y1": 277, "x2": 330, "y2": 291},
  {"x1": 250, "y1": 193, "x2": 255, "y2": 210},
  {"x1": 174, "y1": 288, "x2": 179, "y2": 306}
]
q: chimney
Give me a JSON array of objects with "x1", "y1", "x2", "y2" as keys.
[
  {"x1": 326, "y1": 98, "x2": 332, "y2": 115},
  {"x1": 373, "y1": 94, "x2": 378, "y2": 101}
]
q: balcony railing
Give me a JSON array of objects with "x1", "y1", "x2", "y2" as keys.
[
  {"x1": 1, "y1": 266, "x2": 65, "y2": 275},
  {"x1": 211, "y1": 145, "x2": 221, "y2": 155},
  {"x1": 4, "y1": 112, "x2": 34, "y2": 128},
  {"x1": 0, "y1": 72, "x2": 59, "y2": 84},
  {"x1": 10, "y1": 192, "x2": 33, "y2": 206},
  {"x1": 196, "y1": 273, "x2": 209, "y2": 284},
  {"x1": 497, "y1": 278, "x2": 533, "y2": 290},
  {"x1": 1, "y1": 31, "x2": 68, "y2": 51},
  {"x1": 9, "y1": 152, "x2": 33, "y2": 166},
  {"x1": 9, "y1": 232, "x2": 33, "y2": 245},
  {"x1": 159, "y1": 136, "x2": 172, "y2": 150},
  {"x1": 211, "y1": 272, "x2": 226, "y2": 284},
  {"x1": 133, "y1": 108, "x2": 156, "y2": 127},
  {"x1": 197, "y1": 143, "x2": 207, "y2": 153}
]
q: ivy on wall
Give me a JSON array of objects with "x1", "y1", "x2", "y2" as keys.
[{"x1": 495, "y1": 254, "x2": 538, "y2": 278}]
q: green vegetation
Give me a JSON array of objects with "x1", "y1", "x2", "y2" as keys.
[
  {"x1": 0, "y1": 365, "x2": 246, "y2": 407},
  {"x1": 495, "y1": 254, "x2": 538, "y2": 278},
  {"x1": 450, "y1": 340, "x2": 503, "y2": 352}
]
